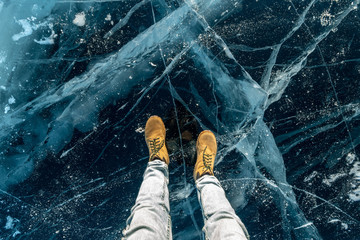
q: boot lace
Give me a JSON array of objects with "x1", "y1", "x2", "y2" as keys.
[
  {"x1": 202, "y1": 146, "x2": 213, "y2": 175},
  {"x1": 149, "y1": 137, "x2": 164, "y2": 161}
]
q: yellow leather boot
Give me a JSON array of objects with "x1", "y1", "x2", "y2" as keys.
[
  {"x1": 145, "y1": 116, "x2": 169, "y2": 164},
  {"x1": 194, "y1": 130, "x2": 217, "y2": 180}
]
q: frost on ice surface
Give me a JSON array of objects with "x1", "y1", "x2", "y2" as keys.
[
  {"x1": 105, "y1": 14, "x2": 111, "y2": 21},
  {"x1": 135, "y1": 127, "x2": 145, "y2": 133},
  {"x1": 5, "y1": 216, "x2": 14, "y2": 229},
  {"x1": 349, "y1": 155, "x2": 360, "y2": 202},
  {"x1": 34, "y1": 23, "x2": 57, "y2": 45},
  {"x1": 73, "y1": 12, "x2": 86, "y2": 27},
  {"x1": 320, "y1": 11, "x2": 335, "y2": 26},
  {"x1": 0, "y1": 51, "x2": 6, "y2": 64},
  {"x1": 3, "y1": 216, "x2": 20, "y2": 236},
  {"x1": 8, "y1": 96, "x2": 15, "y2": 105},
  {"x1": 12, "y1": 19, "x2": 34, "y2": 41},
  {"x1": 0, "y1": 0, "x2": 360, "y2": 239},
  {"x1": 12, "y1": 17, "x2": 54, "y2": 43},
  {"x1": 4, "y1": 105, "x2": 10, "y2": 114}
]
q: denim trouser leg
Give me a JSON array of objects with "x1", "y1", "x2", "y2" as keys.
[
  {"x1": 196, "y1": 175, "x2": 250, "y2": 240},
  {"x1": 122, "y1": 160, "x2": 172, "y2": 240}
]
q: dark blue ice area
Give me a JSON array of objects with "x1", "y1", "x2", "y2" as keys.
[{"x1": 0, "y1": 0, "x2": 359, "y2": 239}]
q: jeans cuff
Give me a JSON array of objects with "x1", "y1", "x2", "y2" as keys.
[{"x1": 146, "y1": 160, "x2": 169, "y2": 179}]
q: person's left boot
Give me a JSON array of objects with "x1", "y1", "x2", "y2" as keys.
[{"x1": 145, "y1": 116, "x2": 170, "y2": 164}]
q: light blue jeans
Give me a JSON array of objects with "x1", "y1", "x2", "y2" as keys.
[{"x1": 122, "y1": 160, "x2": 249, "y2": 240}]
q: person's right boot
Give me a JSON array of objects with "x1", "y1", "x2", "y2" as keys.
[{"x1": 193, "y1": 130, "x2": 217, "y2": 181}]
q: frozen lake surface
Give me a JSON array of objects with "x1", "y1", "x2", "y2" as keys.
[{"x1": 0, "y1": 0, "x2": 359, "y2": 239}]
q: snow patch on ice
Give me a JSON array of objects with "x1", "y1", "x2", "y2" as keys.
[
  {"x1": 4, "y1": 95, "x2": 16, "y2": 114},
  {"x1": 304, "y1": 171, "x2": 318, "y2": 182},
  {"x1": 348, "y1": 153, "x2": 360, "y2": 201},
  {"x1": 12, "y1": 17, "x2": 54, "y2": 43},
  {"x1": 8, "y1": 95, "x2": 16, "y2": 104},
  {"x1": 4, "y1": 105, "x2": 10, "y2": 114},
  {"x1": 135, "y1": 127, "x2": 145, "y2": 133},
  {"x1": 12, "y1": 18, "x2": 34, "y2": 41},
  {"x1": 342, "y1": 222, "x2": 349, "y2": 230},
  {"x1": 322, "y1": 173, "x2": 346, "y2": 186},
  {"x1": 320, "y1": 11, "x2": 334, "y2": 26},
  {"x1": 0, "y1": 1, "x2": 3, "y2": 12},
  {"x1": 34, "y1": 23, "x2": 57, "y2": 45},
  {"x1": 105, "y1": 14, "x2": 111, "y2": 21},
  {"x1": 4, "y1": 216, "x2": 19, "y2": 230},
  {"x1": 5, "y1": 216, "x2": 14, "y2": 229},
  {"x1": 346, "y1": 152, "x2": 356, "y2": 164},
  {"x1": 73, "y1": 12, "x2": 86, "y2": 27},
  {"x1": 0, "y1": 51, "x2": 6, "y2": 64}
]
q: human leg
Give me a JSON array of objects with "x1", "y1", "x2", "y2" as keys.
[
  {"x1": 196, "y1": 175, "x2": 249, "y2": 240},
  {"x1": 122, "y1": 160, "x2": 172, "y2": 240},
  {"x1": 122, "y1": 116, "x2": 172, "y2": 240},
  {"x1": 194, "y1": 130, "x2": 249, "y2": 240}
]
